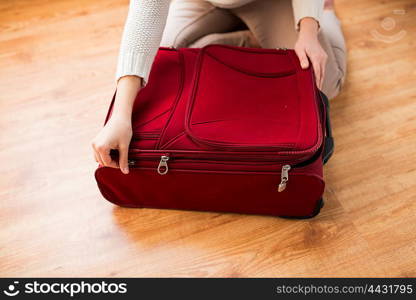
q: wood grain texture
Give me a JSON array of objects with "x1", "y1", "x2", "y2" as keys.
[{"x1": 0, "y1": 0, "x2": 415, "y2": 277}]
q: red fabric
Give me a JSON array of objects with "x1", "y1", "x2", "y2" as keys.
[{"x1": 96, "y1": 45, "x2": 326, "y2": 217}]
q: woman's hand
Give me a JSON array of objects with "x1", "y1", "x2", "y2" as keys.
[
  {"x1": 92, "y1": 116, "x2": 133, "y2": 174},
  {"x1": 92, "y1": 76, "x2": 142, "y2": 174},
  {"x1": 294, "y1": 17, "x2": 328, "y2": 89}
]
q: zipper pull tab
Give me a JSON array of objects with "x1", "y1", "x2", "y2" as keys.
[
  {"x1": 157, "y1": 155, "x2": 169, "y2": 175},
  {"x1": 278, "y1": 165, "x2": 291, "y2": 192}
]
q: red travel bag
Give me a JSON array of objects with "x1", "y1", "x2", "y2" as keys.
[{"x1": 95, "y1": 44, "x2": 330, "y2": 218}]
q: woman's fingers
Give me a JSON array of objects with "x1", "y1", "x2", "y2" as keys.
[
  {"x1": 295, "y1": 47, "x2": 309, "y2": 69},
  {"x1": 93, "y1": 151, "x2": 101, "y2": 164},
  {"x1": 93, "y1": 142, "x2": 127, "y2": 171},
  {"x1": 99, "y1": 146, "x2": 112, "y2": 166},
  {"x1": 102, "y1": 150, "x2": 118, "y2": 169},
  {"x1": 118, "y1": 145, "x2": 129, "y2": 174},
  {"x1": 93, "y1": 143, "x2": 118, "y2": 168},
  {"x1": 295, "y1": 41, "x2": 328, "y2": 90},
  {"x1": 311, "y1": 58, "x2": 322, "y2": 89},
  {"x1": 320, "y1": 54, "x2": 327, "y2": 90},
  {"x1": 296, "y1": 46, "x2": 323, "y2": 89},
  {"x1": 92, "y1": 143, "x2": 104, "y2": 166}
]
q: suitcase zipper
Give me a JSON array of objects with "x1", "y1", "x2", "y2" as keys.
[
  {"x1": 278, "y1": 165, "x2": 291, "y2": 192},
  {"x1": 157, "y1": 155, "x2": 170, "y2": 175},
  {"x1": 127, "y1": 146, "x2": 323, "y2": 191},
  {"x1": 130, "y1": 154, "x2": 294, "y2": 192}
]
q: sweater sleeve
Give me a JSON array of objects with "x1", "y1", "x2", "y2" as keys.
[
  {"x1": 116, "y1": 0, "x2": 171, "y2": 85},
  {"x1": 292, "y1": 0, "x2": 324, "y2": 31}
]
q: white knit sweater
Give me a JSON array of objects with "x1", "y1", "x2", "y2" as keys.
[{"x1": 116, "y1": 0, "x2": 323, "y2": 84}]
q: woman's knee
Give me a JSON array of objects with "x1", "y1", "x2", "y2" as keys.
[
  {"x1": 189, "y1": 30, "x2": 258, "y2": 48},
  {"x1": 322, "y1": 68, "x2": 346, "y2": 99},
  {"x1": 160, "y1": 0, "x2": 241, "y2": 48}
]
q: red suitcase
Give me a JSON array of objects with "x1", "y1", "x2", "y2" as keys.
[{"x1": 95, "y1": 44, "x2": 329, "y2": 218}]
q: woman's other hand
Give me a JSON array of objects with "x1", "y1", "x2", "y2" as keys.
[
  {"x1": 92, "y1": 76, "x2": 142, "y2": 174},
  {"x1": 294, "y1": 17, "x2": 327, "y2": 89}
]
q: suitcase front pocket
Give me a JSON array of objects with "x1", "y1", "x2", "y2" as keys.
[
  {"x1": 95, "y1": 157, "x2": 324, "y2": 217},
  {"x1": 185, "y1": 45, "x2": 322, "y2": 155}
]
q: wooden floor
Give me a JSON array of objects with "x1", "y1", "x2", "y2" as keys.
[{"x1": 0, "y1": 0, "x2": 415, "y2": 277}]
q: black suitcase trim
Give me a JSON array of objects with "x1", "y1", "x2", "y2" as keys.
[
  {"x1": 278, "y1": 197, "x2": 325, "y2": 219},
  {"x1": 321, "y1": 92, "x2": 334, "y2": 165}
]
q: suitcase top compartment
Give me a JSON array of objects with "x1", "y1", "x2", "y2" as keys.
[
  {"x1": 184, "y1": 45, "x2": 323, "y2": 154},
  {"x1": 107, "y1": 45, "x2": 325, "y2": 164}
]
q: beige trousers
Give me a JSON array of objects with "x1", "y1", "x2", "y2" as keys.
[{"x1": 160, "y1": 0, "x2": 346, "y2": 99}]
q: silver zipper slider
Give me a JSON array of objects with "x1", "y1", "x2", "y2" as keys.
[
  {"x1": 278, "y1": 165, "x2": 291, "y2": 192},
  {"x1": 157, "y1": 155, "x2": 169, "y2": 175},
  {"x1": 128, "y1": 159, "x2": 135, "y2": 166}
]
